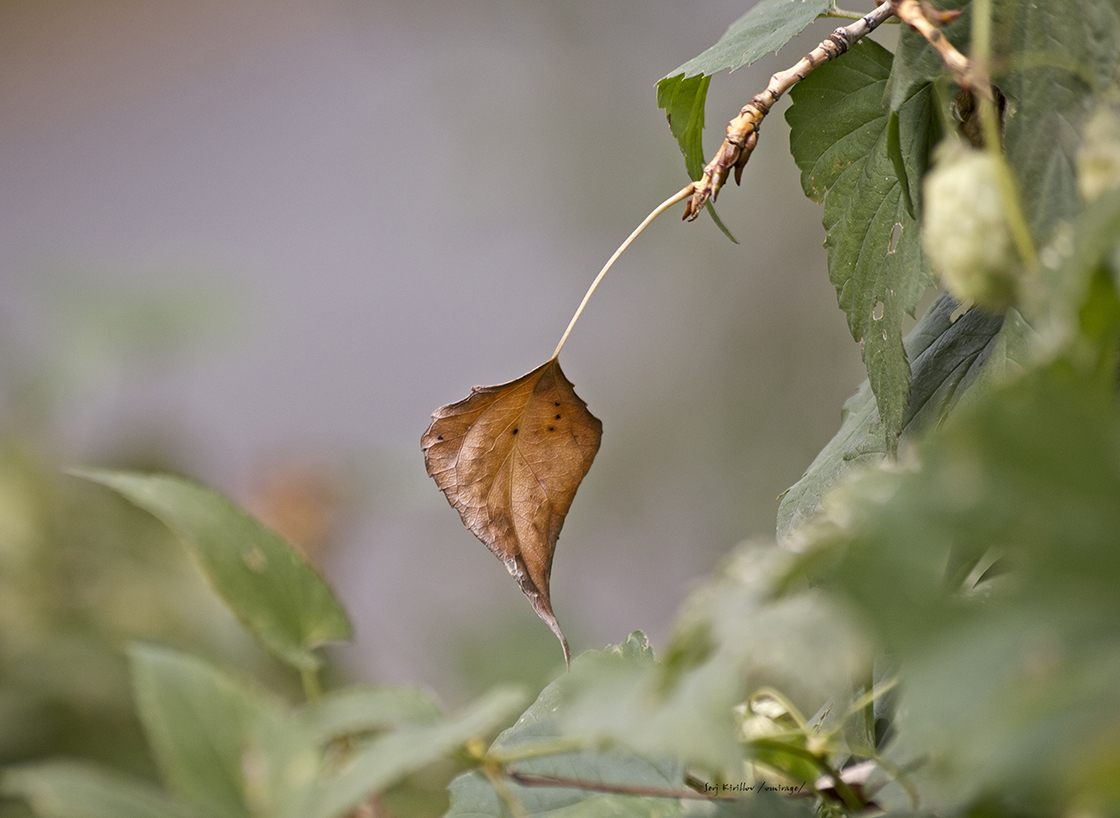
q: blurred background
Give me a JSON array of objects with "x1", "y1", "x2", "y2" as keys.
[{"x1": 0, "y1": 0, "x2": 878, "y2": 772}]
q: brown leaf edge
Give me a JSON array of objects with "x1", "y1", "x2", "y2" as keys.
[{"x1": 421, "y1": 358, "x2": 603, "y2": 666}]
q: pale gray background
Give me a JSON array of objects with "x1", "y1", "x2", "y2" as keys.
[{"x1": 0, "y1": 0, "x2": 876, "y2": 702}]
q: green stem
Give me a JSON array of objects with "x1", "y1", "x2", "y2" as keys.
[
  {"x1": 301, "y1": 666, "x2": 323, "y2": 703},
  {"x1": 972, "y1": 0, "x2": 1038, "y2": 268},
  {"x1": 486, "y1": 737, "x2": 587, "y2": 765}
]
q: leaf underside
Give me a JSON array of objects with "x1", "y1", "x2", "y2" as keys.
[
  {"x1": 421, "y1": 358, "x2": 602, "y2": 665},
  {"x1": 777, "y1": 294, "x2": 1010, "y2": 540}
]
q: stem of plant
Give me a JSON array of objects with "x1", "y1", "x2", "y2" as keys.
[
  {"x1": 301, "y1": 666, "x2": 323, "y2": 703},
  {"x1": 971, "y1": 0, "x2": 1038, "y2": 268},
  {"x1": 551, "y1": 184, "x2": 694, "y2": 360}
]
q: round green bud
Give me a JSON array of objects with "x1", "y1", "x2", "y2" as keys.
[{"x1": 922, "y1": 142, "x2": 1019, "y2": 311}]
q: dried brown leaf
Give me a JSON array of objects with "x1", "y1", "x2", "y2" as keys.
[{"x1": 421, "y1": 358, "x2": 602, "y2": 665}]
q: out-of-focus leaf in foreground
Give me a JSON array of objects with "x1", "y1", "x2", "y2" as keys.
[
  {"x1": 71, "y1": 469, "x2": 352, "y2": 670},
  {"x1": 800, "y1": 360, "x2": 1120, "y2": 811},
  {"x1": 2, "y1": 761, "x2": 203, "y2": 818},
  {"x1": 446, "y1": 633, "x2": 687, "y2": 818}
]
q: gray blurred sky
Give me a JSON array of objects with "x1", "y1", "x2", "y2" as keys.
[{"x1": 0, "y1": 0, "x2": 876, "y2": 699}]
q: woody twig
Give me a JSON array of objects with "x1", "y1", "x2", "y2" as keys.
[{"x1": 683, "y1": 0, "x2": 978, "y2": 222}]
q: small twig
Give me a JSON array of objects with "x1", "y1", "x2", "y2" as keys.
[
  {"x1": 892, "y1": 0, "x2": 976, "y2": 93},
  {"x1": 507, "y1": 769, "x2": 741, "y2": 801},
  {"x1": 683, "y1": 1, "x2": 896, "y2": 220}
]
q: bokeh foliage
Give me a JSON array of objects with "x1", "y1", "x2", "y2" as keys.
[{"x1": 5, "y1": 0, "x2": 1120, "y2": 817}]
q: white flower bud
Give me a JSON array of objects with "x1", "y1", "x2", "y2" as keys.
[{"x1": 923, "y1": 142, "x2": 1019, "y2": 310}]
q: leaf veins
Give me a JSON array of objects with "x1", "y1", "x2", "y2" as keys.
[{"x1": 421, "y1": 358, "x2": 602, "y2": 665}]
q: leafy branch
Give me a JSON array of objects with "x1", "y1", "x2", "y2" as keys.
[{"x1": 683, "y1": 0, "x2": 977, "y2": 220}]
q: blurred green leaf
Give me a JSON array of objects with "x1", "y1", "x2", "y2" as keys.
[
  {"x1": 72, "y1": 469, "x2": 352, "y2": 670},
  {"x1": 287, "y1": 686, "x2": 526, "y2": 818},
  {"x1": 2, "y1": 761, "x2": 203, "y2": 818},
  {"x1": 662, "y1": 0, "x2": 834, "y2": 80},
  {"x1": 777, "y1": 294, "x2": 1007, "y2": 539},
  {"x1": 557, "y1": 564, "x2": 868, "y2": 784},
  {"x1": 995, "y1": 0, "x2": 1120, "y2": 244},
  {"x1": 291, "y1": 686, "x2": 442, "y2": 747},
  {"x1": 446, "y1": 634, "x2": 686, "y2": 818},
  {"x1": 802, "y1": 359, "x2": 1120, "y2": 810},
  {"x1": 786, "y1": 40, "x2": 940, "y2": 451},
  {"x1": 129, "y1": 645, "x2": 274, "y2": 818}
]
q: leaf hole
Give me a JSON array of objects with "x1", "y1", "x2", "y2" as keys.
[
  {"x1": 872, "y1": 300, "x2": 884, "y2": 321},
  {"x1": 888, "y1": 222, "x2": 902, "y2": 254}
]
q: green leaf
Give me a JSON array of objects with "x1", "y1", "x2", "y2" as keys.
[
  {"x1": 777, "y1": 294, "x2": 1008, "y2": 540},
  {"x1": 2, "y1": 761, "x2": 204, "y2": 818},
  {"x1": 655, "y1": 0, "x2": 833, "y2": 242},
  {"x1": 291, "y1": 685, "x2": 442, "y2": 747},
  {"x1": 656, "y1": 74, "x2": 710, "y2": 182},
  {"x1": 128, "y1": 644, "x2": 274, "y2": 818},
  {"x1": 287, "y1": 686, "x2": 526, "y2": 818},
  {"x1": 662, "y1": 0, "x2": 835, "y2": 80},
  {"x1": 884, "y1": 0, "x2": 968, "y2": 112},
  {"x1": 786, "y1": 39, "x2": 941, "y2": 450},
  {"x1": 655, "y1": 74, "x2": 736, "y2": 242},
  {"x1": 994, "y1": 0, "x2": 1120, "y2": 244},
  {"x1": 804, "y1": 360, "x2": 1120, "y2": 808},
  {"x1": 445, "y1": 634, "x2": 687, "y2": 818},
  {"x1": 72, "y1": 469, "x2": 352, "y2": 669}
]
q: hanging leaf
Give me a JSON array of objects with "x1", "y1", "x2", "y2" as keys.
[{"x1": 422, "y1": 358, "x2": 602, "y2": 665}]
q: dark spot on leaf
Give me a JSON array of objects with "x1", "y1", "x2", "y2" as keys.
[
  {"x1": 554, "y1": 401, "x2": 561, "y2": 406},
  {"x1": 549, "y1": 427, "x2": 555, "y2": 431},
  {"x1": 555, "y1": 414, "x2": 561, "y2": 420},
  {"x1": 512, "y1": 428, "x2": 519, "y2": 435},
  {"x1": 437, "y1": 434, "x2": 443, "y2": 440}
]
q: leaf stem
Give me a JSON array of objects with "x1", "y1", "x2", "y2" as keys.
[
  {"x1": 971, "y1": 0, "x2": 1038, "y2": 269},
  {"x1": 301, "y1": 666, "x2": 323, "y2": 703},
  {"x1": 551, "y1": 184, "x2": 695, "y2": 360}
]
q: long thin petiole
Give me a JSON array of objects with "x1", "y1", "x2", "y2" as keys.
[{"x1": 551, "y1": 184, "x2": 694, "y2": 360}]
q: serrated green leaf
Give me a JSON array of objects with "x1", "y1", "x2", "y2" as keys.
[
  {"x1": 655, "y1": 74, "x2": 737, "y2": 242},
  {"x1": 656, "y1": 74, "x2": 710, "y2": 182},
  {"x1": 71, "y1": 469, "x2": 352, "y2": 669},
  {"x1": 129, "y1": 644, "x2": 275, "y2": 818},
  {"x1": 656, "y1": 0, "x2": 833, "y2": 243},
  {"x1": 2, "y1": 761, "x2": 204, "y2": 818},
  {"x1": 786, "y1": 40, "x2": 941, "y2": 450},
  {"x1": 662, "y1": 0, "x2": 835, "y2": 80},
  {"x1": 777, "y1": 294, "x2": 1008, "y2": 539},
  {"x1": 288, "y1": 686, "x2": 526, "y2": 818}
]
